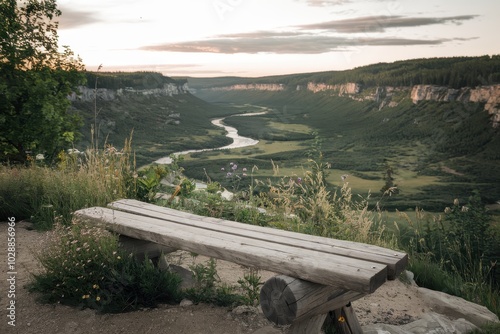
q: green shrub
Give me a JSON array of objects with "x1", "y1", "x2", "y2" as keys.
[
  {"x1": 30, "y1": 222, "x2": 182, "y2": 313},
  {"x1": 136, "y1": 165, "x2": 169, "y2": 203}
]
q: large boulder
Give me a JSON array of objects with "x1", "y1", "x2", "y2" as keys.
[
  {"x1": 363, "y1": 312, "x2": 478, "y2": 334},
  {"x1": 417, "y1": 287, "x2": 499, "y2": 328}
]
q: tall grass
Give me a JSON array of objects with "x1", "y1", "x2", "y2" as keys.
[
  {"x1": 0, "y1": 137, "x2": 137, "y2": 229},
  {"x1": 398, "y1": 201, "x2": 500, "y2": 320}
]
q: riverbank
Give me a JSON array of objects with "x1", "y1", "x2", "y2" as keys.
[{"x1": 154, "y1": 107, "x2": 269, "y2": 164}]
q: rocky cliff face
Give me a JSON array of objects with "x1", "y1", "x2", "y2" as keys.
[
  {"x1": 201, "y1": 81, "x2": 500, "y2": 126},
  {"x1": 411, "y1": 84, "x2": 500, "y2": 126},
  {"x1": 306, "y1": 82, "x2": 360, "y2": 95},
  {"x1": 68, "y1": 82, "x2": 190, "y2": 102},
  {"x1": 210, "y1": 83, "x2": 285, "y2": 91}
]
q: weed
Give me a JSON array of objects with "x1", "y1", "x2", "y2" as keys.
[
  {"x1": 184, "y1": 258, "x2": 241, "y2": 307},
  {"x1": 237, "y1": 268, "x2": 263, "y2": 306}
]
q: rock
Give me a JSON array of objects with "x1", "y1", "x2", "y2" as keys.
[
  {"x1": 179, "y1": 299, "x2": 193, "y2": 307},
  {"x1": 168, "y1": 264, "x2": 195, "y2": 290},
  {"x1": 363, "y1": 312, "x2": 478, "y2": 334},
  {"x1": 418, "y1": 287, "x2": 499, "y2": 327},
  {"x1": 404, "y1": 270, "x2": 417, "y2": 286},
  {"x1": 219, "y1": 189, "x2": 234, "y2": 201}
]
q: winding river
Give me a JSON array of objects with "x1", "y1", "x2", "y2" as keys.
[{"x1": 154, "y1": 107, "x2": 269, "y2": 164}]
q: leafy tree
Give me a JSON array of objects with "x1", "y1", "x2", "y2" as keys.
[{"x1": 0, "y1": 0, "x2": 85, "y2": 163}]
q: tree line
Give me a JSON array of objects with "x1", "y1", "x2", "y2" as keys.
[
  {"x1": 229, "y1": 55, "x2": 500, "y2": 90},
  {"x1": 84, "y1": 71, "x2": 183, "y2": 90}
]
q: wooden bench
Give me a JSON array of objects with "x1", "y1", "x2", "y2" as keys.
[{"x1": 75, "y1": 199, "x2": 408, "y2": 334}]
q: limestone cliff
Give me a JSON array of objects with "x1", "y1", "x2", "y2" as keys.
[
  {"x1": 68, "y1": 82, "x2": 190, "y2": 102},
  {"x1": 411, "y1": 84, "x2": 500, "y2": 126},
  {"x1": 199, "y1": 80, "x2": 500, "y2": 126},
  {"x1": 306, "y1": 82, "x2": 360, "y2": 95},
  {"x1": 210, "y1": 83, "x2": 285, "y2": 91}
]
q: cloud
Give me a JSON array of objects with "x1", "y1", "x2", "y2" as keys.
[
  {"x1": 298, "y1": 15, "x2": 478, "y2": 33},
  {"x1": 137, "y1": 12, "x2": 478, "y2": 55},
  {"x1": 57, "y1": 5, "x2": 147, "y2": 29},
  {"x1": 139, "y1": 35, "x2": 464, "y2": 55},
  {"x1": 57, "y1": 6, "x2": 102, "y2": 29},
  {"x1": 216, "y1": 31, "x2": 307, "y2": 38}
]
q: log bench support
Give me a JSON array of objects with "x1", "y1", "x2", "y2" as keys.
[
  {"x1": 74, "y1": 199, "x2": 408, "y2": 334},
  {"x1": 260, "y1": 275, "x2": 365, "y2": 333}
]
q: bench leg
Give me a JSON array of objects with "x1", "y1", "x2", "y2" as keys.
[
  {"x1": 119, "y1": 235, "x2": 177, "y2": 264},
  {"x1": 285, "y1": 303, "x2": 363, "y2": 334},
  {"x1": 327, "y1": 303, "x2": 363, "y2": 334}
]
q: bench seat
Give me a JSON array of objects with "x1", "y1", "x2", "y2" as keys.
[{"x1": 75, "y1": 199, "x2": 407, "y2": 294}]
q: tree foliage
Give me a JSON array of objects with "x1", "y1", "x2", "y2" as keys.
[{"x1": 0, "y1": 0, "x2": 85, "y2": 162}]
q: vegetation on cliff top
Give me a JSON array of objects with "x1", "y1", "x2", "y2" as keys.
[{"x1": 186, "y1": 55, "x2": 500, "y2": 90}]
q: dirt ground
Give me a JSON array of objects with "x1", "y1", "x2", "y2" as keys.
[{"x1": 0, "y1": 220, "x2": 432, "y2": 334}]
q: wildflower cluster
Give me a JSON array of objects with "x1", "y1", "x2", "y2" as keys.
[
  {"x1": 30, "y1": 220, "x2": 182, "y2": 313},
  {"x1": 221, "y1": 162, "x2": 248, "y2": 178},
  {"x1": 219, "y1": 162, "x2": 249, "y2": 191},
  {"x1": 31, "y1": 222, "x2": 120, "y2": 307}
]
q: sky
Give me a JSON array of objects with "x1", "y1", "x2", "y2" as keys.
[{"x1": 56, "y1": 0, "x2": 500, "y2": 78}]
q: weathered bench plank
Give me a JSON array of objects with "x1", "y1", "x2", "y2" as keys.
[
  {"x1": 108, "y1": 199, "x2": 408, "y2": 279},
  {"x1": 75, "y1": 206, "x2": 387, "y2": 294}
]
